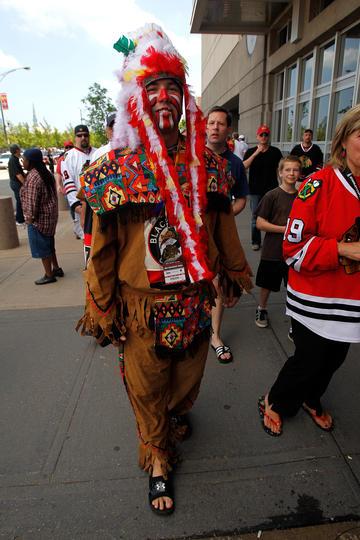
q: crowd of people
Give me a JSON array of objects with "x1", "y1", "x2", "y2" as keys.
[{"x1": 6, "y1": 22, "x2": 360, "y2": 517}]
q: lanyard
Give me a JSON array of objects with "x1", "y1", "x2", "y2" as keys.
[{"x1": 342, "y1": 168, "x2": 360, "y2": 201}]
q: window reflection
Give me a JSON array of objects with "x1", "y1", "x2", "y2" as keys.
[
  {"x1": 276, "y1": 72, "x2": 284, "y2": 100},
  {"x1": 339, "y1": 37, "x2": 360, "y2": 76},
  {"x1": 285, "y1": 105, "x2": 295, "y2": 141},
  {"x1": 334, "y1": 87, "x2": 354, "y2": 126},
  {"x1": 318, "y1": 42, "x2": 335, "y2": 84},
  {"x1": 314, "y1": 95, "x2": 329, "y2": 140},
  {"x1": 301, "y1": 56, "x2": 313, "y2": 91},
  {"x1": 287, "y1": 66, "x2": 297, "y2": 97},
  {"x1": 298, "y1": 101, "x2": 310, "y2": 136},
  {"x1": 274, "y1": 110, "x2": 282, "y2": 141}
]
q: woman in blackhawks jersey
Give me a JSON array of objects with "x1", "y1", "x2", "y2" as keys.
[{"x1": 259, "y1": 104, "x2": 360, "y2": 436}]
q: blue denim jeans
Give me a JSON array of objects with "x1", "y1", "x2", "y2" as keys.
[{"x1": 249, "y1": 194, "x2": 261, "y2": 246}]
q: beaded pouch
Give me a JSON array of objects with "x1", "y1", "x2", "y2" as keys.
[{"x1": 153, "y1": 287, "x2": 212, "y2": 353}]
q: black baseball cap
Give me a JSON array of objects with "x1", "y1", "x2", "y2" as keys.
[
  {"x1": 106, "y1": 112, "x2": 116, "y2": 128},
  {"x1": 74, "y1": 124, "x2": 89, "y2": 135}
]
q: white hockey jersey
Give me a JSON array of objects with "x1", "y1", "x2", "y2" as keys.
[
  {"x1": 90, "y1": 142, "x2": 112, "y2": 163},
  {"x1": 61, "y1": 146, "x2": 97, "y2": 208}
]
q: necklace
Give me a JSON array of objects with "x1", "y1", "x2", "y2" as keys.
[{"x1": 342, "y1": 168, "x2": 360, "y2": 201}]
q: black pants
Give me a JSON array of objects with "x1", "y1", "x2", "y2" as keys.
[
  {"x1": 10, "y1": 179, "x2": 24, "y2": 224},
  {"x1": 268, "y1": 318, "x2": 350, "y2": 417}
]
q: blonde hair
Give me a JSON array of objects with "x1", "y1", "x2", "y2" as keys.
[
  {"x1": 278, "y1": 155, "x2": 302, "y2": 172},
  {"x1": 329, "y1": 103, "x2": 360, "y2": 170}
]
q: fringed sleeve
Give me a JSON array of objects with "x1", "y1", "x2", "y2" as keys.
[
  {"x1": 210, "y1": 209, "x2": 253, "y2": 298},
  {"x1": 76, "y1": 212, "x2": 126, "y2": 346}
]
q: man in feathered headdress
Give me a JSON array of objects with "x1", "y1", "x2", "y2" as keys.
[{"x1": 77, "y1": 24, "x2": 252, "y2": 515}]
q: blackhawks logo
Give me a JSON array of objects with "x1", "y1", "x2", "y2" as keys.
[{"x1": 298, "y1": 178, "x2": 322, "y2": 201}]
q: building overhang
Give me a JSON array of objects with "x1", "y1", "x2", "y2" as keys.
[{"x1": 190, "y1": 0, "x2": 291, "y2": 35}]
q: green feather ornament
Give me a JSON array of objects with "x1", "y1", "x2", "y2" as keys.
[{"x1": 113, "y1": 36, "x2": 136, "y2": 56}]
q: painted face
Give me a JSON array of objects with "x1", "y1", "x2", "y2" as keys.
[
  {"x1": 146, "y1": 78, "x2": 182, "y2": 132},
  {"x1": 206, "y1": 111, "x2": 230, "y2": 145}
]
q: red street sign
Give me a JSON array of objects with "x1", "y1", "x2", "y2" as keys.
[{"x1": 0, "y1": 93, "x2": 9, "y2": 110}]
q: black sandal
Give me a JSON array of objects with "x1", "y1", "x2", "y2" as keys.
[
  {"x1": 148, "y1": 475, "x2": 175, "y2": 516},
  {"x1": 211, "y1": 344, "x2": 233, "y2": 364}
]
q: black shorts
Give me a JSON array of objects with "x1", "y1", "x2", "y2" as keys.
[{"x1": 255, "y1": 259, "x2": 289, "y2": 292}]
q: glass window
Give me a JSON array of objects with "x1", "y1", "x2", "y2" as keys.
[
  {"x1": 301, "y1": 56, "x2": 313, "y2": 92},
  {"x1": 274, "y1": 109, "x2": 283, "y2": 141},
  {"x1": 298, "y1": 101, "x2": 310, "y2": 136},
  {"x1": 338, "y1": 37, "x2": 360, "y2": 76},
  {"x1": 309, "y1": 0, "x2": 335, "y2": 21},
  {"x1": 313, "y1": 95, "x2": 329, "y2": 140},
  {"x1": 276, "y1": 72, "x2": 284, "y2": 101},
  {"x1": 278, "y1": 25, "x2": 288, "y2": 47},
  {"x1": 287, "y1": 66, "x2": 297, "y2": 97},
  {"x1": 318, "y1": 42, "x2": 335, "y2": 84},
  {"x1": 278, "y1": 20, "x2": 291, "y2": 48},
  {"x1": 334, "y1": 87, "x2": 353, "y2": 127},
  {"x1": 285, "y1": 105, "x2": 295, "y2": 142}
]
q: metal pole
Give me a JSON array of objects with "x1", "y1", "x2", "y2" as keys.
[
  {"x1": 0, "y1": 67, "x2": 30, "y2": 147},
  {"x1": 0, "y1": 98, "x2": 8, "y2": 146}
]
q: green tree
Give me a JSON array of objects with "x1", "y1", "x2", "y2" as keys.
[
  {"x1": 0, "y1": 121, "x2": 103, "y2": 152},
  {"x1": 178, "y1": 117, "x2": 186, "y2": 133},
  {"x1": 1, "y1": 123, "x2": 57, "y2": 151},
  {"x1": 81, "y1": 83, "x2": 116, "y2": 144}
]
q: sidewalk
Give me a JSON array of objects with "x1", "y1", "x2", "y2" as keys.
[{"x1": 0, "y1": 206, "x2": 359, "y2": 540}]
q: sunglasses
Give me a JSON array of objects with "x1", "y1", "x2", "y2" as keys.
[
  {"x1": 76, "y1": 133, "x2": 89, "y2": 138},
  {"x1": 259, "y1": 132, "x2": 270, "y2": 137}
]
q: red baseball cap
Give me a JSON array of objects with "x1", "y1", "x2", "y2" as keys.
[
  {"x1": 63, "y1": 140, "x2": 74, "y2": 148},
  {"x1": 256, "y1": 124, "x2": 270, "y2": 136}
]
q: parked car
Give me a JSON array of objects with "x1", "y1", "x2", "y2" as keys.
[{"x1": 0, "y1": 152, "x2": 11, "y2": 169}]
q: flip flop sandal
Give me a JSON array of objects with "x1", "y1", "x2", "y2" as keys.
[
  {"x1": 257, "y1": 396, "x2": 282, "y2": 437},
  {"x1": 211, "y1": 345, "x2": 233, "y2": 364},
  {"x1": 223, "y1": 345, "x2": 233, "y2": 362},
  {"x1": 302, "y1": 404, "x2": 333, "y2": 432},
  {"x1": 149, "y1": 475, "x2": 175, "y2": 516}
]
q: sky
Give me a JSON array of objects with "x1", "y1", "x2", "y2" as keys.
[{"x1": 0, "y1": 0, "x2": 201, "y2": 131}]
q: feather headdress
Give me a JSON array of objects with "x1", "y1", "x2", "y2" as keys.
[{"x1": 112, "y1": 23, "x2": 212, "y2": 283}]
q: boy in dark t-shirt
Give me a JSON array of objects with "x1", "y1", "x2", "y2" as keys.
[
  {"x1": 243, "y1": 125, "x2": 283, "y2": 250},
  {"x1": 254, "y1": 156, "x2": 301, "y2": 336}
]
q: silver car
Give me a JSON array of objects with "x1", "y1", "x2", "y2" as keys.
[{"x1": 0, "y1": 152, "x2": 11, "y2": 169}]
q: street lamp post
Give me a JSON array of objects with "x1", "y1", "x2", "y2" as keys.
[{"x1": 0, "y1": 66, "x2": 31, "y2": 146}]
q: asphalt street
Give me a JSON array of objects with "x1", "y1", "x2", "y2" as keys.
[{"x1": 0, "y1": 174, "x2": 359, "y2": 540}]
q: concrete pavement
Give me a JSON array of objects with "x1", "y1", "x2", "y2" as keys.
[{"x1": 0, "y1": 194, "x2": 359, "y2": 539}]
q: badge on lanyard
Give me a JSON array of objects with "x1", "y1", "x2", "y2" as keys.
[
  {"x1": 163, "y1": 260, "x2": 187, "y2": 285},
  {"x1": 144, "y1": 209, "x2": 188, "y2": 287}
]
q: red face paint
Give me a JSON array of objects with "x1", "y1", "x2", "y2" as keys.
[
  {"x1": 146, "y1": 80, "x2": 182, "y2": 132},
  {"x1": 156, "y1": 109, "x2": 174, "y2": 130}
]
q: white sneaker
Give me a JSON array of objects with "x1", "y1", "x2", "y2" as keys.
[{"x1": 255, "y1": 308, "x2": 269, "y2": 328}]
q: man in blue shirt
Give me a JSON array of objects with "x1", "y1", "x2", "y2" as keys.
[{"x1": 206, "y1": 106, "x2": 249, "y2": 362}]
